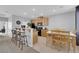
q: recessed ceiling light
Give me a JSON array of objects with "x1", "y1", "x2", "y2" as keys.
[
  {"x1": 32, "y1": 8, "x2": 36, "y2": 12},
  {"x1": 24, "y1": 12, "x2": 27, "y2": 15}
]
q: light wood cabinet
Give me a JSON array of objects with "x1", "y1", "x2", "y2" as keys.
[
  {"x1": 32, "y1": 19, "x2": 37, "y2": 25},
  {"x1": 44, "y1": 18, "x2": 48, "y2": 25},
  {"x1": 32, "y1": 16, "x2": 48, "y2": 25},
  {"x1": 41, "y1": 29, "x2": 48, "y2": 37}
]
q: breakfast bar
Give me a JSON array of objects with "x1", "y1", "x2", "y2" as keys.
[{"x1": 46, "y1": 30, "x2": 76, "y2": 52}]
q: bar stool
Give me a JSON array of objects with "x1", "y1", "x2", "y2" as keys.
[
  {"x1": 15, "y1": 28, "x2": 21, "y2": 46},
  {"x1": 11, "y1": 29, "x2": 16, "y2": 42},
  {"x1": 19, "y1": 29, "x2": 28, "y2": 50}
]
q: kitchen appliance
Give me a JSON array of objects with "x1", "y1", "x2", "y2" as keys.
[{"x1": 36, "y1": 26, "x2": 42, "y2": 36}]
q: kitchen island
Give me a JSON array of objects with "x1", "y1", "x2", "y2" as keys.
[{"x1": 26, "y1": 28, "x2": 38, "y2": 47}]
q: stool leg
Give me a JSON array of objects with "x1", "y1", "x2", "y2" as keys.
[
  {"x1": 26, "y1": 36, "x2": 28, "y2": 47},
  {"x1": 18, "y1": 41, "x2": 20, "y2": 48},
  {"x1": 15, "y1": 36, "x2": 17, "y2": 45},
  {"x1": 11, "y1": 37, "x2": 13, "y2": 42},
  {"x1": 15, "y1": 37, "x2": 17, "y2": 45},
  {"x1": 18, "y1": 37, "x2": 21, "y2": 48},
  {"x1": 21, "y1": 43, "x2": 23, "y2": 50}
]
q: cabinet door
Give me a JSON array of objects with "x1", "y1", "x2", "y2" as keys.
[
  {"x1": 32, "y1": 19, "x2": 37, "y2": 25},
  {"x1": 32, "y1": 17, "x2": 48, "y2": 25},
  {"x1": 32, "y1": 20, "x2": 34, "y2": 23},
  {"x1": 44, "y1": 18, "x2": 48, "y2": 25}
]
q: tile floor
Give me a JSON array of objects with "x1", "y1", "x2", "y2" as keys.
[
  {"x1": 0, "y1": 36, "x2": 38, "y2": 53},
  {"x1": 0, "y1": 36, "x2": 79, "y2": 53}
]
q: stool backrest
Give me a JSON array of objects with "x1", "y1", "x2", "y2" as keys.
[{"x1": 12, "y1": 30, "x2": 16, "y2": 34}]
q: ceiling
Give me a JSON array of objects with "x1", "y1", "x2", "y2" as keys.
[{"x1": 0, "y1": 5, "x2": 76, "y2": 19}]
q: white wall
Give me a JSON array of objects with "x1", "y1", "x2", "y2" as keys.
[
  {"x1": 48, "y1": 11, "x2": 75, "y2": 32},
  {"x1": 0, "y1": 17, "x2": 8, "y2": 35},
  {"x1": 0, "y1": 20, "x2": 7, "y2": 30},
  {"x1": 7, "y1": 15, "x2": 30, "y2": 37},
  {"x1": 7, "y1": 15, "x2": 12, "y2": 37},
  {"x1": 12, "y1": 15, "x2": 30, "y2": 29}
]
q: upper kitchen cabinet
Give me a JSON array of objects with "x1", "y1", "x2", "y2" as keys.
[
  {"x1": 43, "y1": 17, "x2": 48, "y2": 25},
  {"x1": 32, "y1": 16, "x2": 48, "y2": 26}
]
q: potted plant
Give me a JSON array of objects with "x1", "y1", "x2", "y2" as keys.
[{"x1": 27, "y1": 22, "x2": 32, "y2": 28}]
